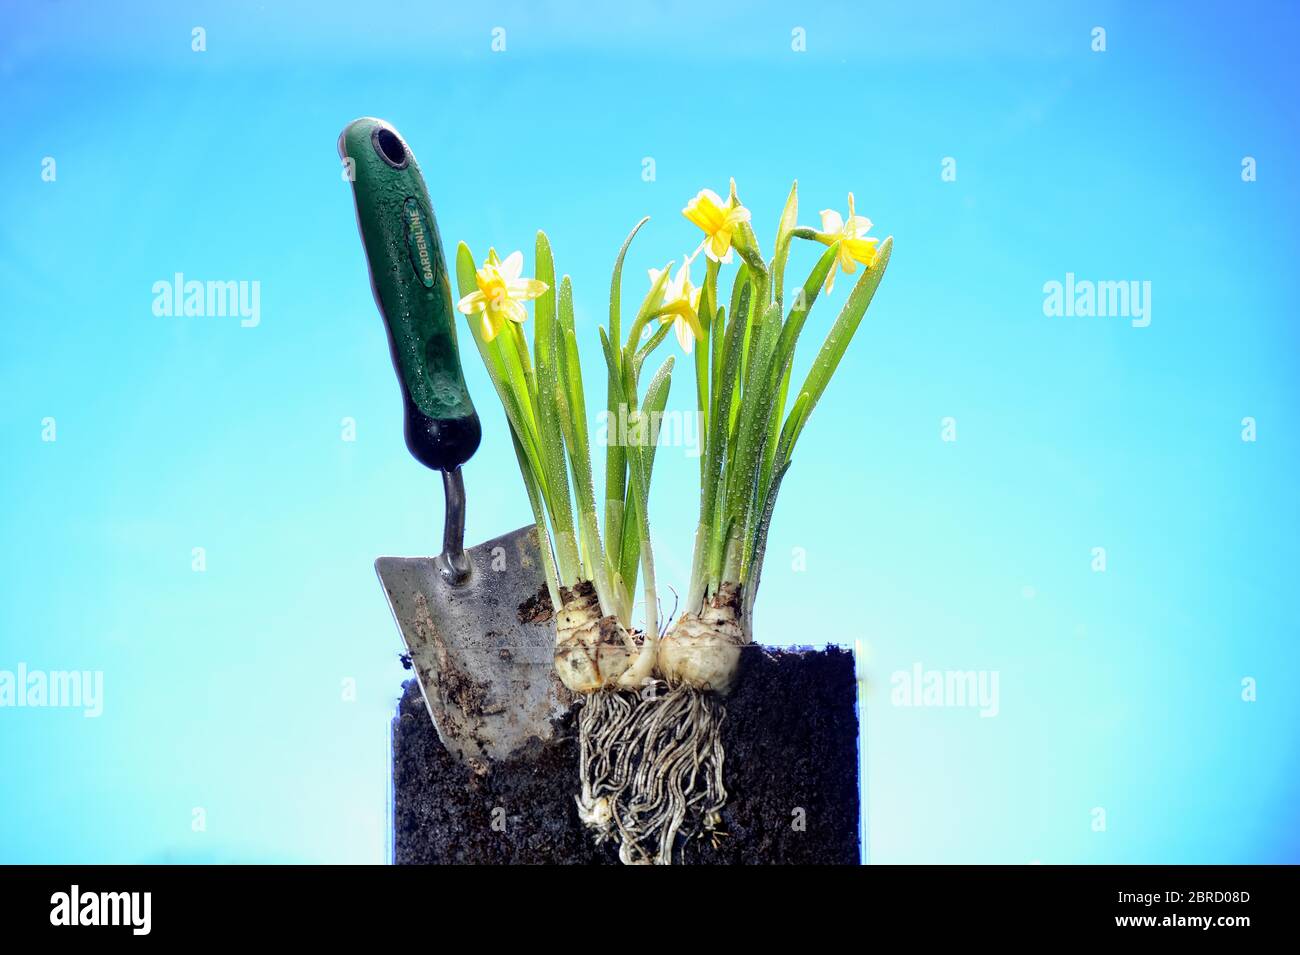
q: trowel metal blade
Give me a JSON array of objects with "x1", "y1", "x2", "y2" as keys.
[{"x1": 376, "y1": 525, "x2": 566, "y2": 767}]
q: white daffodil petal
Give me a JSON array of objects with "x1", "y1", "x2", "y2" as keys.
[
  {"x1": 821, "y1": 209, "x2": 844, "y2": 234},
  {"x1": 499, "y1": 250, "x2": 524, "y2": 281},
  {"x1": 508, "y1": 278, "x2": 548, "y2": 299},
  {"x1": 677, "y1": 257, "x2": 693, "y2": 286},
  {"x1": 457, "y1": 290, "x2": 486, "y2": 314},
  {"x1": 674, "y1": 316, "x2": 694, "y2": 354},
  {"x1": 504, "y1": 299, "x2": 528, "y2": 324}
]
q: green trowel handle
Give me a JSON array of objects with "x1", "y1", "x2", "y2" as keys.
[{"x1": 338, "y1": 117, "x2": 481, "y2": 472}]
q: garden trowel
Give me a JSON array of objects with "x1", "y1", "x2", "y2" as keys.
[{"x1": 338, "y1": 117, "x2": 564, "y2": 769}]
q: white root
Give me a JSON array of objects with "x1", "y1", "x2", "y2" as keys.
[
  {"x1": 576, "y1": 682, "x2": 728, "y2": 865},
  {"x1": 571, "y1": 581, "x2": 744, "y2": 864}
]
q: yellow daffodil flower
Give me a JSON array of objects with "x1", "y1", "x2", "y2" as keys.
[
  {"x1": 816, "y1": 192, "x2": 878, "y2": 293},
  {"x1": 456, "y1": 248, "x2": 548, "y2": 342},
  {"x1": 682, "y1": 179, "x2": 751, "y2": 264},
  {"x1": 648, "y1": 255, "x2": 705, "y2": 353}
]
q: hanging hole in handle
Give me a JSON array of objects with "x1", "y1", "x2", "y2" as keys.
[{"x1": 373, "y1": 126, "x2": 409, "y2": 169}]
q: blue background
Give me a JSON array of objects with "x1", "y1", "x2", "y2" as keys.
[{"x1": 1, "y1": 0, "x2": 1296, "y2": 864}]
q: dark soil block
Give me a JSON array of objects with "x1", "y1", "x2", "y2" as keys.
[{"x1": 392, "y1": 645, "x2": 860, "y2": 864}]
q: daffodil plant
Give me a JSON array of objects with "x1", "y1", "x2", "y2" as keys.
[
  {"x1": 659, "y1": 181, "x2": 893, "y2": 698},
  {"x1": 454, "y1": 231, "x2": 679, "y2": 697},
  {"x1": 456, "y1": 182, "x2": 891, "y2": 866},
  {"x1": 589, "y1": 181, "x2": 891, "y2": 865}
]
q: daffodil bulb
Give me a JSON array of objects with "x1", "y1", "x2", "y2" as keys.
[
  {"x1": 553, "y1": 580, "x2": 637, "y2": 693},
  {"x1": 657, "y1": 581, "x2": 744, "y2": 695}
]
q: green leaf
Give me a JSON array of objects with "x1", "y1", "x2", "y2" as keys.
[
  {"x1": 722, "y1": 279, "x2": 753, "y2": 443},
  {"x1": 726, "y1": 301, "x2": 782, "y2": 582},
  {"x1": 758, "y1": 365, "x2": 791, "y2": 514},
  {"x1": 744, "y1": 388, "x2": 806, "y2": 593},
  {"x1": 727, "y1": 264, "x2": 751, "y2": 398},
  {"x1": 624, "y1": 263, "x2": 674, "y2": 358},
  {"x1": 704, "y1": 299, "x2": 748, "y2": 589},
  {"x1": 458, "y1": 242, "x2": 563, "y2": 580},
  {"x1": 771, "y1": 180, "x2": 799, "y2": 308},
  {"x1": 774, "y1": 242, "x2": 839, "y2": 382},
  {"x1": 693, "y1": 258, "x2": 719, "y2": 458},
  {"x1": 456, "y1": 244, "x2": 543, "y2": 484},
  {"x1": 498, "y1": 324, "x2": 540, "y2": 456},
  {"x1": 632, "y1": 320, "x2": 673, "y2": 383},
  {"x1": 775, "y1": 391, "x2": 810, "y2": 475},
  {"x1": 605, "y1": 220, "x2": 655, "y2": 589},
  {"x1": 757, "y1": 241, "x2": 839, "y2": 504},
  {"x1": 509, "y1": 424, "x2": 563, "y2": 608},
  {"x1": 556, "y1": 277, "x2": 588, "y2": 444},
  {"x1": 554, "y1": 276, "x2": 614, "y2": 611},
  {"x1": 640, "y1": 356, "x2": 675, "y2": 473},
  {"x1": 600, "y1": 323, "x2": 640, "y2": 618},
  {"x1": 623, "y1": 355, "x2": 673, "y2": 642},
  {"x1": 742, "y1": 239, "x2": 893, "y2": 590},
  {"x1": 787, "y1": 237, "x2": 892, "y2": 455},
  {"x1": 609, "y1": 217, "x2": 650, "y2": 350},
  {"x1": 617, "y1": 356, "x2": 674, "y2": 598},
  {"x1": 727, "y1": 301, "x2": 780, "y2": 499},
  {"x1": 720, "y1": 264, "x2": 749, "y2": 396},
  {"x1": 599, "y1": 325, "x2": 628, "y2": 583},
  {"x1": 532, "y1": 231, "x2": 578, "y2": 582},
  {"x1": 742, "y1": 456, "x2": 790, "y2": 625}
]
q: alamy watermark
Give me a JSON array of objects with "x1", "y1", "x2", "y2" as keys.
[
  {"x1": 890, "y1": 663, "x2": 999, "y2": 718},
  {"x1": 1042, "y1": 273, "x2": 1151, "y2": 328},
  {"x1": 152, "y1": 272, "x2": 261, "y2": 328},
  {"x1": 50, "y1": 885, "x2": 150, "y2": 935},
  {"x1": 595, "y1": 405, "x2": 701, "y2": 458},
  {"x1": 0, "y1": 664, "x2": 103, "y2": 717}
]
